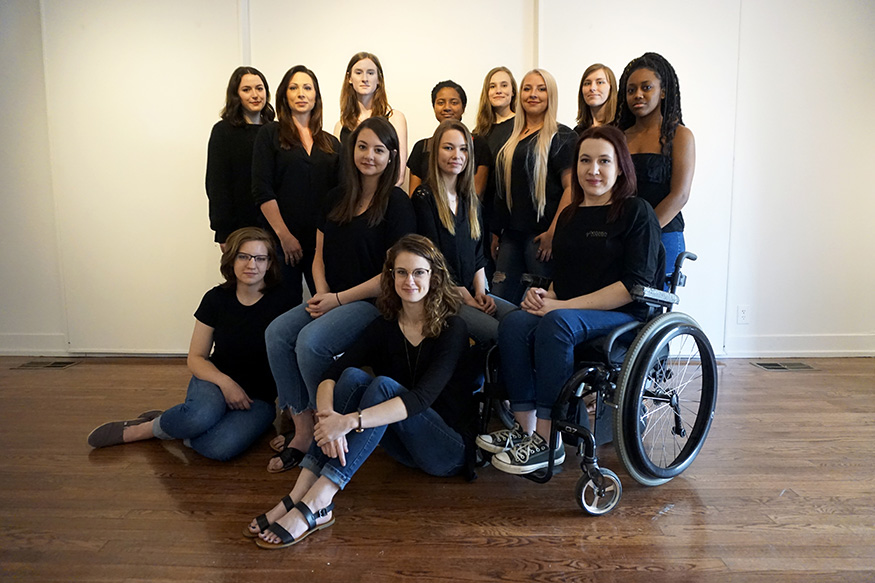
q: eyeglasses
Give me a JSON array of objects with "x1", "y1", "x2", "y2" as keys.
[
  {"x1": 236, "y1": 253, "x2": 269, "y2": 264},
  {"x1": 392, "y1": 268, "x2": 430, "y2": 281}
]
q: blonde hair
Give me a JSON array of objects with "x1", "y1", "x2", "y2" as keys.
[
  {"x1": 339, "y1": 52, "x2": 393, "y2": 131},
  {"x1": 473, "y1": 66, "x2": 517, "y2": 137},
  {"x1": 425, "y1": 120, "x2": 481, "y2": 240},
  {"x1": 497, "y1": 69, "x2": 560, "y2": 220}
]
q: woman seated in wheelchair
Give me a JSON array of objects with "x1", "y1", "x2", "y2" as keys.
[
  {"x1": 476, "y1": 125, "x2": 663, "y2": 475},
  {"x1": 248, "y1": 234, "x2": 479, "y2": 549}
]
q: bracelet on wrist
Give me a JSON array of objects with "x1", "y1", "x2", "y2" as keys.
[
  {"x1": 336, "y1": 292, "x2": 342, "y2": 306},
  {"x1": 356, "y1": 408, "x2": 364, "y2": 433}
]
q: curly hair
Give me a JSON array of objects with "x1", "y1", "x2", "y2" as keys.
[
  {"x1": 473, "y1": 66, "x2": 517, "y2": 137},
  {"x1": 275, "y1": 65, "x2": 335, "y2": 154},
  {"x1": 219, "y1": 227, "x2": 281, "y2": 289},
  {"x1": 376, "y1": 235, "x2": 460, "y2": 338},
  {"x1": 220, "y1": 66, "x2": 275, "y2": 127},
  {"x1": 575, "y1": 63, "x2": 618, "y2": 130},
  {"x1": 339, "y1": 52, "x2": 394, "y2": 131},
  {"x1": 615, "y1": 52, "x2": 684, "y2": 157}
]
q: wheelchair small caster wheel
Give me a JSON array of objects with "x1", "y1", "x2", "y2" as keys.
[{"x1": 576, "y1": 469, "x2": 622, "y2": 515}]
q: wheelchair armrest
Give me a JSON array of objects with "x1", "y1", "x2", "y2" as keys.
[
  {"x1": 631, "y1": 285, "x2": 679, "y2": 309},
  {"x1": 601, "y1": 320, "x2": 645, "y2": 359}
]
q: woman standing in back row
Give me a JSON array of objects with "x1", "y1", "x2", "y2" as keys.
[
  {"x1": 334, "y1": 52, "x2": 408, "y2": 185},
  {"x1": 574, "y1": 63, "x2": 618, "y2": 134},
  {"x1": 616, "y1": 52, "x2": 695, "y2": 276},
  {"x1": 252, "y1": 65, "x2": 341, "y2": 307},
  {"x1": 206, "y1": 67, "x2": 275, "y2": 250}
]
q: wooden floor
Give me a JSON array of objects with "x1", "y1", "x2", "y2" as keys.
[{"x1": 0, "y1": 355, "x2": 873, "y2": 582}]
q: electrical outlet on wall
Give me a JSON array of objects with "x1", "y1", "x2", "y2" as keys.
[{"x1": 737, "y1": 304, "x2": 752, "y2": 325}]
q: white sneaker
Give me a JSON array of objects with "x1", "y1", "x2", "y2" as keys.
[
  {"x1": 476, "y1": 422, "x2": 526, "y2": 454},
  {"x1": 491, "y1": 432, "x2": 565, "y2": 475}
]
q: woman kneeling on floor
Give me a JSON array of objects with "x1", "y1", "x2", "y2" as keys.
[
  {"x1": 87, "y1": 228, "x2": 294, "y2": 460},
  {"x1": 477, "y1": 126, "x2": 663, "y2": 475},
  {"x1": 247, "y1": 234, "x2": 478, "y2": 549}
]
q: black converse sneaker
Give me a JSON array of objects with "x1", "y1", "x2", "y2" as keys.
[
  {"x1": 491, "y1": 432, "x2": 565, "y2": 475},
  {"x1": 476, "y1": 422, "x2": 526, "y2": 454}
]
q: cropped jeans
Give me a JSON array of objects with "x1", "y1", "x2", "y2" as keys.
[
  {"x1": 661, "y1": 231, "x2": 685, "y2": 280},
  {"x1": 498, "y1": 308, "x2": 638, "y2": 422},
  {"x1": 265, "y1": 301, "x2": 381, "y2": 414},
  {"x1": 300, "y1": 368, "x2": 466, "y2": 489},
  {"x1": 152, "y1": 376, "x2": 275, "y2": 461}
]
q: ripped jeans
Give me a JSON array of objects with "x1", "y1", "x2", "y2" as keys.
[{"x1": 491, "y1": 230, "x2": 553, "y2": 305}]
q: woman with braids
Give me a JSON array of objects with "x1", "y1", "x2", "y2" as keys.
[
  {"x1": 334, "y1": 52, "x2": 408, "y2": 185},
  {"x1": 573, "y1": 63, "x2": 618, "y2": 135},
  {"x1": 263, "y1": 117, "x2": 414, "y2": 474},
  {"x1": 206, "y1": 67, "x2": 275, "y2": 250},
  {"x1": 412, "y1": 120, "x2": 516, "y2": 344},
  {"x1": 248, "y1": 235, "x2": 477, "y2": 548},
  {"x1": 477, "y1": 127, "x2": 663, "y2": 475},
  {"x1": 616, "y1": 52, "x2": 695, "y2": 275},
  {"x1": 88, "y1": 228, "x2": 295, "y2": 460},
  {"x1": 492, "y1": 69, "x2": 577, "y2": 305},
  {"x1": 252, "y1": 65, "x2": 341, "y2": 306}
]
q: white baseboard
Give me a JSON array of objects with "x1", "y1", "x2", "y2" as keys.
[
  {"x1": 723, "y1": 333, "x2": 875, "y2": 358},
  {"x1": 0, "y1": 333, "x2": 69, "y2": 356}
]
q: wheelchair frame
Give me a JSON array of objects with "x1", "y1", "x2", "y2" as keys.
[{"x1": 480, "y1": 252, "x2": 719, "y2": 515}]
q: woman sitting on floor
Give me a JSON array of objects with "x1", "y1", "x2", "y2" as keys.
[
  {"x1": 87, "y1": 227, "x2": 294, "y2": 461},
  {"x1": 247, "y1": 234, "x2": 478, "y2": 549}
]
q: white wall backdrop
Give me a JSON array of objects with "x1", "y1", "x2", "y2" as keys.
[{"x1": 0, "y1": 0, "x2": 872, "y2": 356}]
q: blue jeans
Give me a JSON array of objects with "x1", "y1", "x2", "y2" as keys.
[
  {"x1": 265, "y1": 301, "x2": 381, "y2": 413},
  {"x1": 300, "y1": 368, "x2": 466, "y2": 489},
  {"x1": 152, "y1": 376, "x2": 276, "y2": 461},
  {"x1": 492, "y1": 230, "x2": 553, "y2": 305},
  {"x1": 458, "y1": 295, "x2": 518, "y2": 345},
  {"x1": 498, "y1": 309, "x2": 637, "y2": 421},
  {"x1": 661, "y1": 231, "x2": 685, "y2": 279}
]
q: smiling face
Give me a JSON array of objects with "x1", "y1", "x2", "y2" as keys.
[
  {"x1": 433, "y1": 87, "x2": 464, "y2": 122},
  {"x1": 286, "y1": 72, "x2": 316, "y2": 116},
  {"x1": 626, "y1": 67, "x2": 664, "y2": 118},
  {"x1": 354, "y1": 128, "x2": 391, "y2": 177},
  {"x1": 488, "y1": 70, "x2": 513, "y2": 111},
  {"x1": 238, "y1": 73, "x2": 266, "y2": 114},
  {"x1": 436, "y1": 129, "x2": 468, "y2": 178},
  {"x1": 582, "y1": 68, "x2": 610, "y2": 108},
  {"x1": 520, "y1": 72, "x2": 548, "y2": 118},
  {"x1": 392, "y1": 251, "x2": 431, "y2": 305},
  {"x1": 576, "y1": 138, "x2": 620, "y2": 205},
  {"x1": 233, "y1": 240, "x2": 271, "y2": 287},
  {"x1": 349, "y1": 58, "x2": 379, "y2": 97}
]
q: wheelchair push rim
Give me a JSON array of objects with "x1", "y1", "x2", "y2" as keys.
[{"x1": 613, "y1": 312, "x2": 718, "y2": 486}]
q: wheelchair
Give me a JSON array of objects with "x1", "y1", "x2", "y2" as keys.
[{"x1": 478, "y1": 251, "x2": 718, "y2": 515}]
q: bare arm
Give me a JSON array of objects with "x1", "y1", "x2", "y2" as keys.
[
  {"x1": 311, "y1": 230, "x2": 329, "y2": 295},
  {"x1": 306, "y1": 273, "x2": 382, "y2": 318},
  {"x1": 654, "y1": 126, "x2": 695, "y2": 228},
  {"x1": 523, "y1": 281, "x2": 631, "y2": 316},
  {"x1": 187, "y1": 320, "x2": 252, "y2": 409},
  {"x1": 474, "y1": 165, "x2": 489, "y2": 200},
  {"x1": 390, "y1": 110, "x2": 408, "y2": 186},
  {"x1": 333, "y1": 120, "x2": 343, "y2": 140},
  {"x1": 408, "y1": 172, "x2": 422, "y2": 196}
]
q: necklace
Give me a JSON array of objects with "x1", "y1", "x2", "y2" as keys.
[{"x1": 403, "y1": 335, "x2": 422, "y2": 387}]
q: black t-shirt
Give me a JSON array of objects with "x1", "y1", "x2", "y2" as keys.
[
  {"x1": 494, "y1": 124, "x2": 577, "y2": 234},
  {"x1": 479, "y1": 118, "x2": 515, "y2": 234},
  {"x1": 205, "y1": 120, "x2": 263, "y2": 243},
  {"x1": 407, "y1": 134, "x2": 492, "y2": 181},
  {"x1": 193, "y1": 285, "x2": 295, "y2": 403},
  {"x1": 552, "y1": 197, "x2": 662, "y2": 321},
  {"x1": 251, "y1": 122, "x2": 341, "y2": 250},
  {"x1": 412, "y1": 184, "x2": 486, "y2": 294},
  {"x1": 324, "y1": 315, "x2": 476, "y2": 433},
  {"x1": 319, "y1": 186, "x2": 415, "y2": 292}
]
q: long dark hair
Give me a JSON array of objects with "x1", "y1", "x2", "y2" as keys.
[
  {"x1": 220, "y1": 66, "x2": 275, "y2": 127},
  {"x1": 566, "y1": 126, "x2": 637, "y2": 224},
  {"x1": 219, "y1": 227, "x2": 281, "y2": 289},
  {"x1": 275, "y1": 65, "x2": 335, "y2": 154},
  {"x1": 328, "y1": 117, "x2": 400, "y2": 227},
  {"x1": 339, "y1": 52, "x2": 394, "y2": 131},
  {"x1": 377, "y1": 234, "x2": 459, "y2": 338},
  {"x1": 615, "y1": 52, "x2": 684, "y2": 157}
]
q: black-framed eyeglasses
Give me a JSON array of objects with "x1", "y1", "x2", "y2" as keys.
[
  {"x1": 236, "y1": 253, "x2": 269, "y2": 264},
  {"x1": 392, "y1": 268, "x2": 430, "y2": 280}
]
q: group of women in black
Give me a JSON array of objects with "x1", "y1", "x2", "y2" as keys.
[{"x1": 87, "y1": 51, "x2": 695, "y2": 549}]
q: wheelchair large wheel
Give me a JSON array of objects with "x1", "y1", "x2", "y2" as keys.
[
  {"x1": 613, "y1": 313, "x2": 718, "y2": 486},
  {"x1": 576, "y1": 469, "x2": 622, "y2": 515}
]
